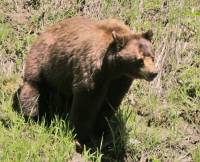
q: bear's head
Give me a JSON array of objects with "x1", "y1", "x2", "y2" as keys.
[{"x1": 110, "y1": 30, "x2": 158, "y2": 81}]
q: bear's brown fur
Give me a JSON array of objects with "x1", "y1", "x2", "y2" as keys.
[{"x1": 18, "y1": 16, "x2": 158, "y2": 143}]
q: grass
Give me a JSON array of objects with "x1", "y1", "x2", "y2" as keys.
[
  {"x1": 193, "y1": 145, "x2": 200, "y2": 162},
  {"x1": 0, "y1": 0, "x2": 200, "y2": 161}
]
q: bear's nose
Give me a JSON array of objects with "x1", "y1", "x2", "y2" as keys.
[
  {"x1": 147, "y1": 70, "x2": 158, "y2": 81},
  {"x1": 150, "y1": 66, "x2": 159, "y2": 77},
  {"x1": 149, "y1": 72, "x2": 158, "y2": 80}
]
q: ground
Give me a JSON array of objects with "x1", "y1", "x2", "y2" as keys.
[{"x1": 0, "y1": 0, "x2": 200, "y2": 162}]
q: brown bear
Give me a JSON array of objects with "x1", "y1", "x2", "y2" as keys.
[{"x1": 18, "y1": 16, "x2": 158, "y2": 143}]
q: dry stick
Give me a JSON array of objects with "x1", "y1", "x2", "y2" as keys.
[
  {"x1": 139, "y1": 151, "x2": 147, "y2": 162},
  {"x1": 153, "y1": 37, "x2": 167, "y2": 96},
  {"x1": 154, "y1": 31, "x2": 179, "y2": 96},
  {"x1": 138, "y1": 0, "x2": 144, "y2": 22},
  {"x1": 12, "y1": 0, "x2": 18, "y2": 11}
]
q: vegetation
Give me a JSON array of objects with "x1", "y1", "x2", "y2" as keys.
[{"x1": 0, "y1": 0, "x2": 199, "y2": 161}]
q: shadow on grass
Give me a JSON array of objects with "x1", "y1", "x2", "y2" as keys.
[
  {"x1": 12, "y1": 87, "x2": 131, "y2": 162},
  {"x1": 100, "y1": 109, "x2": 131, "y2": 162}
]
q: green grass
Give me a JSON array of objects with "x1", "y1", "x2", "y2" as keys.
[
  {"x1": 0, "y1": 119, "x2": 75, "y2": 161},
  {"x1": 193, "y1": 145, "x2": 200, "y2": 162},
  {"x1": 0, "y1": 93, "x2": 75, "y2": 161},
  {"x1": 0, "y1": 0, "x2": 200, "y2": 161}
]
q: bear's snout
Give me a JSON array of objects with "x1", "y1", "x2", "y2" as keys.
[{"x1": 147, "y1": 71, "x2": 158, "y2": 81}]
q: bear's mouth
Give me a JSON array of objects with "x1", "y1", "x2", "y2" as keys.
[
  {"x1": 137, "y1": 71, "x2": 158, "y2": 81},
  {"x1": 144, "y1": 73, "x2": 158, "y2": 81}
]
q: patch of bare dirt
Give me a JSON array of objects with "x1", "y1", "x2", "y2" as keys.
[{"x1": 70, "y1": 152, "x2": 87, "y2": 162}]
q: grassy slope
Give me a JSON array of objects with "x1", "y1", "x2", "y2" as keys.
[{"x1": 0, "y1": 0, "x2": 200, "y2": 161}]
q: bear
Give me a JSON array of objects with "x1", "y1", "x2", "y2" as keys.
[{"x1": 17, "y1": 16, "x2": 158, "y2": 144}]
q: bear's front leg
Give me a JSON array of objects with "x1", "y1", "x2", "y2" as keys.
[
  {"x1": 96, "y1": 76, "x2": 133, "y2": 134},
  {"x1": 19, "y1": 81, "x2": 39, "y2": 117},
  {"x1": 70, "y1": 88, "x2": 105, "y2": 144}
]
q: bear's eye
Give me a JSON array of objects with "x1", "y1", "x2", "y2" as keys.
[
  {"x1": 109, "y1": 42, "x2": 124, "y2": 52},
  {"x1": 137, "y1": 59, "x2": 144, "y2": 66},
  {"x1": 116, "y1": 44, "x2": 123, "y2": 52}
]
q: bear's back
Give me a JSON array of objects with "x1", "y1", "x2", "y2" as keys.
[{"x1": 25, "y1": 17, "x2": 133, "y2": 93}]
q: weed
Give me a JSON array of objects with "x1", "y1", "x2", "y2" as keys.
[{"x1": 192, "y1": 145, "x2": 200, "y2": 162}]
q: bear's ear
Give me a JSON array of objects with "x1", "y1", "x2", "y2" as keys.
[
  {"x1": 142, "y1": 30, "x2": 153, "y2": 41},
  {"x1": 112, "y1": 31, "x2": 128, "y2": 51}
]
